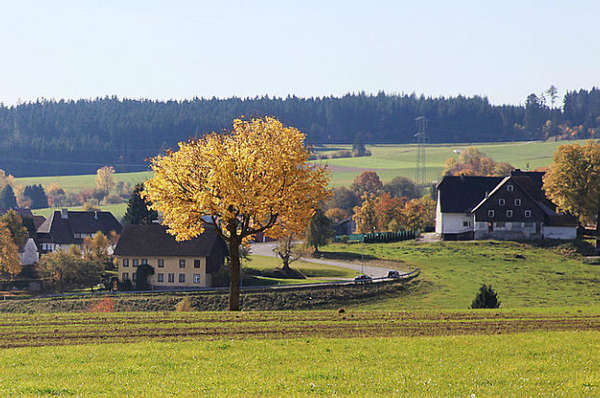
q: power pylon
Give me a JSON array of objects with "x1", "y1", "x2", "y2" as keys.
[{"x1": 415, "y1": 116, "x2": 428, "y2": 186}]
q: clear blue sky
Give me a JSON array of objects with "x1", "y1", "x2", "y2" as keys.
[{"x1": 1, "y1": 0, "x2": 598, "y2": 106}]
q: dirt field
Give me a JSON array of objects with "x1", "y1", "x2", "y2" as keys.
[{"x1": 2, "y1": 310, "x2": 599, "y2": 349}]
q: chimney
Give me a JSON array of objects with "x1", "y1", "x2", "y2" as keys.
[
  {"x1": 484, "y1": 191, "x2": 489, "y2": 199},
  {"x1": 61, "y1": 208, "x2": 68, "y2": 219},
  {"x1": 94, "y1": 211, "x2": 98, "y2": 220}
]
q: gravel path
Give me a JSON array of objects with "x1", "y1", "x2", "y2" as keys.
[{"x1": 250, "y1": 242, "x2": 395, "y2": 278}]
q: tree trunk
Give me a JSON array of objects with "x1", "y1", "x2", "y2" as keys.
[
  {"x1": 282, "y1": 256, "x2": 290, "y2": 273},
  {"x1": 228, "y1": 238, "x2": 241, "y2": 311}
]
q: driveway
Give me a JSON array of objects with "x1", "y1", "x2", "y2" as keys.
[{"x1": 250, "y1": 242, "x2": 395, "y2": 278}]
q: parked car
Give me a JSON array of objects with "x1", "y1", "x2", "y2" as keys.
[
  {"x1": 387, "y1": 270, "x2": 401, "y2": 279},
  {"x1": 354, "y1": 274, "x2": 372, "y2": 284}
]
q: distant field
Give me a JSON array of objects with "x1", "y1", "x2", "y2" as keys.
[
  {"x1": 0, "y1": 310, "x2": 599, "y2": 396},
  {"x1": 321, "y1": 240, "x2": 600, "y2": 310},
  {"x1": 32, "y1": 202, "x2": 128, "y2": 220}
]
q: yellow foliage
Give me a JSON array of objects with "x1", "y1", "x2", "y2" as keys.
[
  {"x1": 543, "y1": 140, "x2": 600, "y2": 225},
  {"x1": 0, "y1": 221, "x2": 21, "y2": 279},
  {"x1": 96, "y1": 166, "x2": 116, "y2": 194},
  {"x1": 143, "y1": 116, "x2": 330, "y2": 243}
]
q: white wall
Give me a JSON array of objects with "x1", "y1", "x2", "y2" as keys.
[
  {"x1": 20, "y1": 238, "x2": 39, "y2": 265},
  {"x1": 543, "y1": 226, "x2": 577, "y2": 240},
  {"x1": 440, "y1": 213, "x2": 473, "y2": 234},
  {"x1": 435, "y1": 192, "x2": 443, "y2": 234}
]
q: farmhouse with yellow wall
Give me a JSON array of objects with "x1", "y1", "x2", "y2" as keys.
[{"x1": 114, "y1": 223, "x2": 227, "y2": 288}]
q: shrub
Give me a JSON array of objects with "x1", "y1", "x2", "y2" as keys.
[
  {"x1": 88, "y1": 297, "x2": 115, "y2": 312},
  {"x1": 175, "y1": 297, "x2": 194, "y2": 312},
  {"x1": 471, "y1": 284, "x2": 501, "y2": 309},
  {"x1": 104, "y1": 194, "x2": 123, "y2": 204}
]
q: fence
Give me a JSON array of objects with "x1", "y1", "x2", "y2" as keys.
[{"x1": 334, "y1": 230, "x2": 417, "y2": 244}]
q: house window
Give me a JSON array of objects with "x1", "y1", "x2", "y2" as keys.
[
  {"x1": 122, "y1": 259, "x2": 129, "y2": 267},
  {"x1": 498, "y1": 199, "x2": 505, "y2": 206},
  {"x1": 194, "y1": 274, "x2": 201, "y2": 284},
  {"x1": 194, "y1": 259, "x2": 201, "y2": 268},
  {"x1": 488, "y1": 210, "x2": 495, "y2": 218},
  {"x1": 179, "y1": 273, "x2": 186, "y2": 283},
  {"x1": 525, "y1": 210, "x2": 532, "y2": 218},
  {"x1": 132, "y1": 273, "x2": 137, "y2": 281},
  {"x1": 133, "y1": 259, "x2": 139, "y2": 267},
  {"x1": 514, "y1": 199, "x2": 521, "y2": 206},
  {"x1": 507, "y1": 184, "x2": 514, "y2": 192},
  {"x1": 179, "y1": 259, "x2": 186, "y2": 268},
  {"x1": 158, "y1": 259, "x2": 164, "y2": 268},
  {"x1": 168, "y1": 273, "x2": 175, "y2": 283},
  {"x1": 157, "y1": 273, "x2": 164, "y2": 282},
  {"x1": 463, "y1": 221, "x2": 469, "y2": 227},
  {"x1": 506, "y1": 210, "x2": 513, "y2": 217},
  {"x1": 122, "y1": 272, "x2": 129, "y2": 280},
  {"x1": 141, "y1": 259, "x2": 148, "y2": 265}
]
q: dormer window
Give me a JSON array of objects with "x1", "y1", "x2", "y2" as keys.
[
  {"x1": 499, "y1": 199, "x2": 505, "y2": 206},
  {"x1": 507, "y1": 184, "x2": 514, "y2": 192},
  {"x1": 525, "y1": 210, "x2": 532, "y2": 218},
  {"x1": 507, "y1": 210, "x2": 513, "y2": 217},
  {"x1": 488, "y1": 210, "x2": 495, "y2": 218},
  {"x1": 514, "y1": 199, "x2": 521, "y2": 206}
]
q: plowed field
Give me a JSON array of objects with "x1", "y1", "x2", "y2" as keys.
[{"x1": 1, "y1": 310, "x2": 598, "y2": 348}]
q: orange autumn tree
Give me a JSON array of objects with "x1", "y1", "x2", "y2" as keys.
[
  {"x1": 143, "y1": 117, "x2": 330, "y2": 310},
  {"x1": 0, "y1": 221, "x2": 21, "y2": 280}
]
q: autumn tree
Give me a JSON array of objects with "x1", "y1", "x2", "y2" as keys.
[
  {"x1": 399, "y1": 197, "x2": 436, "y2": 231},
  {"x1": 443, "y1": 147, "x2": 514, "y2": 176},
  {"x1": 374, "y1": 192, "x2": 404, "y2": 231},
  {"x1": 323, "y1": 186, "x2": 359, "y2": 212},
  {"x1": 37, "y1": 249, "x2": 103, "y2": 292},
  {"x1": 143, "y1": 117, "x2": 329, "y2": 310},
  {"x1": 95, "y1": 166, "x2": 116, "y2": 200},
  {"x1": 0, "y1": 210, "x2": 28, "y2": 248},
  {"x1": 123, "y1": 183, "x2": 158, "y2": 225},
  {"x1": 543, "y1": 141, "x2": 600, "y2": 248},
  {"x1": 0, "y1": 222, "x2": 21, "y2": 280},
  {"x1": 82, "y1": 231, "x2": 114, "y2": 268},
  {"x1": 353, "y1": 194, "x2": 379, "y2": 233},
  {"x1": 351, "y1": 171, "x2": 383, "y2": 197}
]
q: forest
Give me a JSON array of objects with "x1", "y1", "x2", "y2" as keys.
[{"x1": 0, "y1": 88, "x2": 599, "y2": 177}]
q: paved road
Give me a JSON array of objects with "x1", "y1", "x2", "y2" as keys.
[{"x1": 250, "y1": 242, "x2": 394, "y2": 278}]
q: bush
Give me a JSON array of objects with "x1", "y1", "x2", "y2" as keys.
[
  {"x1": 88, "y1": 297, "x2": 115, "y2": 312},
  {"x1": 104, "y1": 194, "x2": 123, "y2": 204},
  {"x1": 471, "y1": 284, "x2": 501, "y2": 309}
]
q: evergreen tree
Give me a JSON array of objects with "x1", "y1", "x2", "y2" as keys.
[
  {"x1": 305, "y1": 209, "x2": 333, "y2": 253},
  {"x1": 471, "y1": 284, "x2": 501, "y2": 309},
  {"x1": 23, "y1": 184, "x2": 48, "y2": 209},
  {"x1": 123, "y1": 183, "x2": 158, "y2": 225},
  {"x1": 0, "y1": 185, "x2": 17, "y2": 209}
]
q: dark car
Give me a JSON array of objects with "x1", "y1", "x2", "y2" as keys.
[
  {"x1": 354, "y1": 274, "x2": 372, "y2": 284},
  {"x1": 387, "y1": 270, "x2": 401, "y2": 279}
]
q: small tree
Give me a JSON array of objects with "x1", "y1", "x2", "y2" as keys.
[
  {"x1": 352, "y1": 194, "x2": 378, "y2": 233},
  {"x1": 37, "y1": 250, "x2": 103, "y2": 292},
  {"x1": 273, "y1": 234, "x2": 303, "y2": 273},
  {"x1": 305, "y1": 209, "x2": 333, "y2": 253},
  {"x1": 0, "y1": 210, "x2": 28, "y2": 248},
  {"x1": 135, "y1": 264, "x2": 155, "y2": 290},
  {"x1": 0, "y1": 222, "x2": 21, "y2": 280},
  {"x1": 471, "y1": 284, "x2": 501, "y2": 309},
  {"x1": 351, "y1": 171, "x2": 383, "y2": 197},
  {"x1": 96, "y1": 166, "x2": 116, "y2": 199},
  {"x1": 383, "y1": 176, "x2": 421, "y2": 199},
  {"x1": 123, "y1": 183, "x2": 158, "y2": 225}
]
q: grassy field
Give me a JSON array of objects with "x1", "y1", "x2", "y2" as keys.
[
  {"x1": 0, "y1": 310, "x2": 599, "y2": 396},
  {"x1": 32, "y1": 202, "x2": 128, "y2": 220},
  {"x1": 321, "y1": 240, "x2": 600, "y2": 310}
]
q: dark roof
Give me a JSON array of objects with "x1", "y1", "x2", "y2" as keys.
[
  {"x1": 437, "y1": 176, "x2": 504, "y2": 213},
  {"x1": 511, "y1": 169, "x2": 545, "y2": 191},
  {"x1": 36, "y1": 210, "x2": 122, "y2": 244},
  {"x1": 114, "y1": 223, "x2": 222, "y2": 257},
  {"x1": 32, "y1": 216, "x2": 46, "y2": 230}
]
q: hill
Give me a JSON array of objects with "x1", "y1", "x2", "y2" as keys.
[{"x1": 2, "y1": 88, "x2": 599, "y2": 176}]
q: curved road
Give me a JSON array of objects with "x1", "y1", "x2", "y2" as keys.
[{"x1": 250, "y1": 242, "x2": 395, "y2": 278}]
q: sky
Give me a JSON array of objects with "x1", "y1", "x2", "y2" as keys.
[{"x1": 1, "y1": 0, "x2": 599, "y2": 106}]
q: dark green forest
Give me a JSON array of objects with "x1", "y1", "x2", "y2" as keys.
[{"x1": 1, "y1": 88, "x2": 599, "y2": 177}]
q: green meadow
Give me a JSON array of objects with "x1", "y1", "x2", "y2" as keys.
[
  {"x1": 322, "y1": 240, "x2": 600, "y2": 310},
  {"x1": 1, "y1": 331, "x2": 598, "y2": 397}
]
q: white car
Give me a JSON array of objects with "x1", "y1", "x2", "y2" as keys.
[{"x1": 354, "y1": 274, "x2": 372, "y2": 284}]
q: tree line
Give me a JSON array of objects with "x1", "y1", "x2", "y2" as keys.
[{"x1": 1, "y1": 88, "x2": 599, "y2": 176}]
